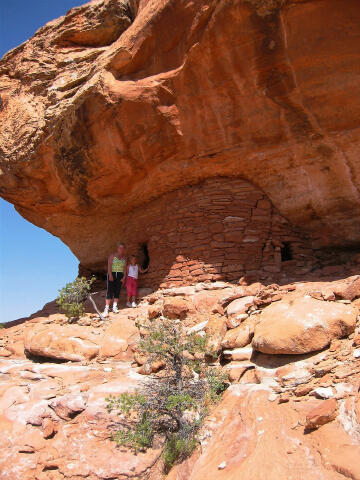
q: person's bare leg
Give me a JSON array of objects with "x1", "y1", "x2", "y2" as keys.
[{"x1": 126, "y1": 294, "x2": 132, "y2": 307}]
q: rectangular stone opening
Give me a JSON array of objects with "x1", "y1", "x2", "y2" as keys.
[
  {"x1": 139, "y1": 242, "x2": 150, "y2": 270},
  {"x1": 281, "y1": 242, "x2": 293, "y2": 262}
]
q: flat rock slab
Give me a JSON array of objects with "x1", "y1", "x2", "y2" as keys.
[
  {"x1": 24, "y1": 324, "x2": 100, "y2": 361},
  {"x1": 252, "y1": 296, "x2": 356, "y2": 354},
  {"x1": 226, "y1": 296, "x2": 255, "y2": 316}
]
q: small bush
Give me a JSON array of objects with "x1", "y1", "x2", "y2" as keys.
[
  {"x1": 206, "y1": 368, "x2": 229, "y2": 402},
  {"x1": 163, "y1": 434, "x2": 197, "y2": 470},
  {"x1": 113, "y1": 414, "x2": 153, "y2": 452},
  {"x1": 56, "y1": 276, "x2": 94, "y2": 321},
  {"x1": 106, "y1": 318, "x2": 228, "y2": 471}
]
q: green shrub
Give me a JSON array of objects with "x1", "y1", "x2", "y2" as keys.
[
  {"x1": 206, "y1": 368, "x2": 229, "y2": 403},
  {"x1": 112, "y1": 413, "x2": 153, "y2": 452},
  {"x1": 163, "y1": 434, "x2": 197, "y2": 470},
  {"x1": 56, "y1": 276, "x2": 94, "y2": 321},
  {"x1": 106, "y1": 317, "x2": 228, "y2": 471}
]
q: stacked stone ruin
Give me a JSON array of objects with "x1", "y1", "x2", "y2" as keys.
[{"x1": 117, "y1": 177, "x2": 315, "y2": 288}]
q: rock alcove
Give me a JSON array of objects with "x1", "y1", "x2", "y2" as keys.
[{"x1": 94, "y1": 176, "x2": 315, "y2": 289}]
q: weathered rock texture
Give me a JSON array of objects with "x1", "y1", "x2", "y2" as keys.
[
  {"x1": 24, "y1": 324, "x2": 100, "y2": 361},
  {"x1": 1, "y1": 0, "x2": 360, "y2": 286},
  {"x1": 1, "y1": 273, "x2": 360, "y2": 480},
  {"x1": 252, "y1": 296, "x2": 356, "y2": 354}
]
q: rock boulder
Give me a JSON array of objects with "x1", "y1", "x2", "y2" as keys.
[
  {"x1": 24, "y1": 324, "x2": 100, "y2": 361},
  {"x1": 221, "y1": 320, "x2": 254, "y2": 349},
  {"x1": 98, "y1": 315, "x2": 139, "y2": 360},
  {"x1": 305, "y1": 399, "x2": 338, "y2": 430},
  {"x1": 49, "y1": 393, "x2": 88, "y2": 421},
  {"x1": 205, "y1": 315, "x2": 227, "y2": 355},
  {"x1": 252, "y1": 296, "x2": 356, "y2": 355},
  {"x1": 226, "y1": 296, "x2": 255, "y2": 317},
  {"x1": 163, "y1": 297, "x2": 192, "y2": 320}
]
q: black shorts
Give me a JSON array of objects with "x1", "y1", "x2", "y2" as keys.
[{"x1": 106, "y1": 272, "x2": 124, "y2": 299}]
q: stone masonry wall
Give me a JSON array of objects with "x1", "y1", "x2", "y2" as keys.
[{"x1": 113, "y1": 177, "x2": 315, "y2": 288}]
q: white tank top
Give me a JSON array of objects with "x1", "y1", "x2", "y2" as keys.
[{"x1": 128, "y1": 264, "x2": 139, "y2": 279}]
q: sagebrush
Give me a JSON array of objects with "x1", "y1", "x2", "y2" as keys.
[
  {"x1": 106, "y1": 317, "x2": 228, "y2": 471},
  {"x1": 56, "y1": 276, "x2": 94, "y2": 321}
]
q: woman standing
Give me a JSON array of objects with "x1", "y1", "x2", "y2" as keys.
[{"x1": 103, "y1": 242, "x2": 127, "y2": 318}]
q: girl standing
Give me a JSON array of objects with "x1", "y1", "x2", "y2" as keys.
[
  {"x1": 126, "y1": 255, "x2": 149, "y2": 307},
  {"x1": 103, "y1": 242, "x2": 127, "y2": 318}
]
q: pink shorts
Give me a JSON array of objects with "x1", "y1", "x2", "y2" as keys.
[{"x1": 126, "y1": 276, "x2": 138, "y2": 297}]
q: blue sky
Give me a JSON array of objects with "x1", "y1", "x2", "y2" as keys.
[{"x1": 0, "y1": 0, "x2": 88, "y2": 323}]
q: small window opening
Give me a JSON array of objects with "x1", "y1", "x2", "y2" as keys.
[
  {"x1": 281, "y1": 242, "x2": 293, "y2": 262},
  {"x1": 139, "y1": 243, "x2": 150, "y2": 270}
]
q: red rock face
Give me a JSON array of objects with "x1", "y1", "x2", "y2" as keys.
[{"x1": 1, "y1": 0, "x2": 360, "y2": 281}]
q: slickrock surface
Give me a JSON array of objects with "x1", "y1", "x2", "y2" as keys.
[
  {"x1": 1, "y1": 0, "x2": 360, "y2": 478},
  {"x1": 1, "y1": 0, "x2": 360, "y2": 285},
  {"x1": 24, "y1": 324, "x2": 101, "y2": 361},
  {"x1": 1, "y1": 273, "x2": 360, "y2": 479}
]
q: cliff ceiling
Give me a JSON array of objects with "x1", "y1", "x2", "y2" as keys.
[{"x1": 0, "y1": 0, "x2": 360, "y2": 268}]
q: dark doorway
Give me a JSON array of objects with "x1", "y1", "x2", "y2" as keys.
[
  {"x1": 281, "y1": 242, "x2": 293, "y2": 262},
  {"x1": 139, "y1": 243, "x2": 150, "y2": 270}
]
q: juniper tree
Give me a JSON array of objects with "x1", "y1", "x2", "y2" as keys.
[
  {"x1": 56, "y1": 276, "x2": 104, "y2": 321},
  {"x1": 106, "y1": 317, "x2": 228, "y2": 470}
]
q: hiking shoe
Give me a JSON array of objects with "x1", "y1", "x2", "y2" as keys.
[
  {"x1": 102, "y1": 308, "x2": 109, "y2": 318},
  {"x1": 112, "y1": 305, "x2": 120, "y2": 314},
  {"x1": 131, "y1": 301, "x2": 137, "y2": 308},
  {"x1": 126, "y1": 302, "x2": 132, "y2": 308}
]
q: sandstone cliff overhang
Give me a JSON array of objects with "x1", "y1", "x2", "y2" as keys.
[{"x1": 0, "y1": 0, "x2": 360, "y2": 279}]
